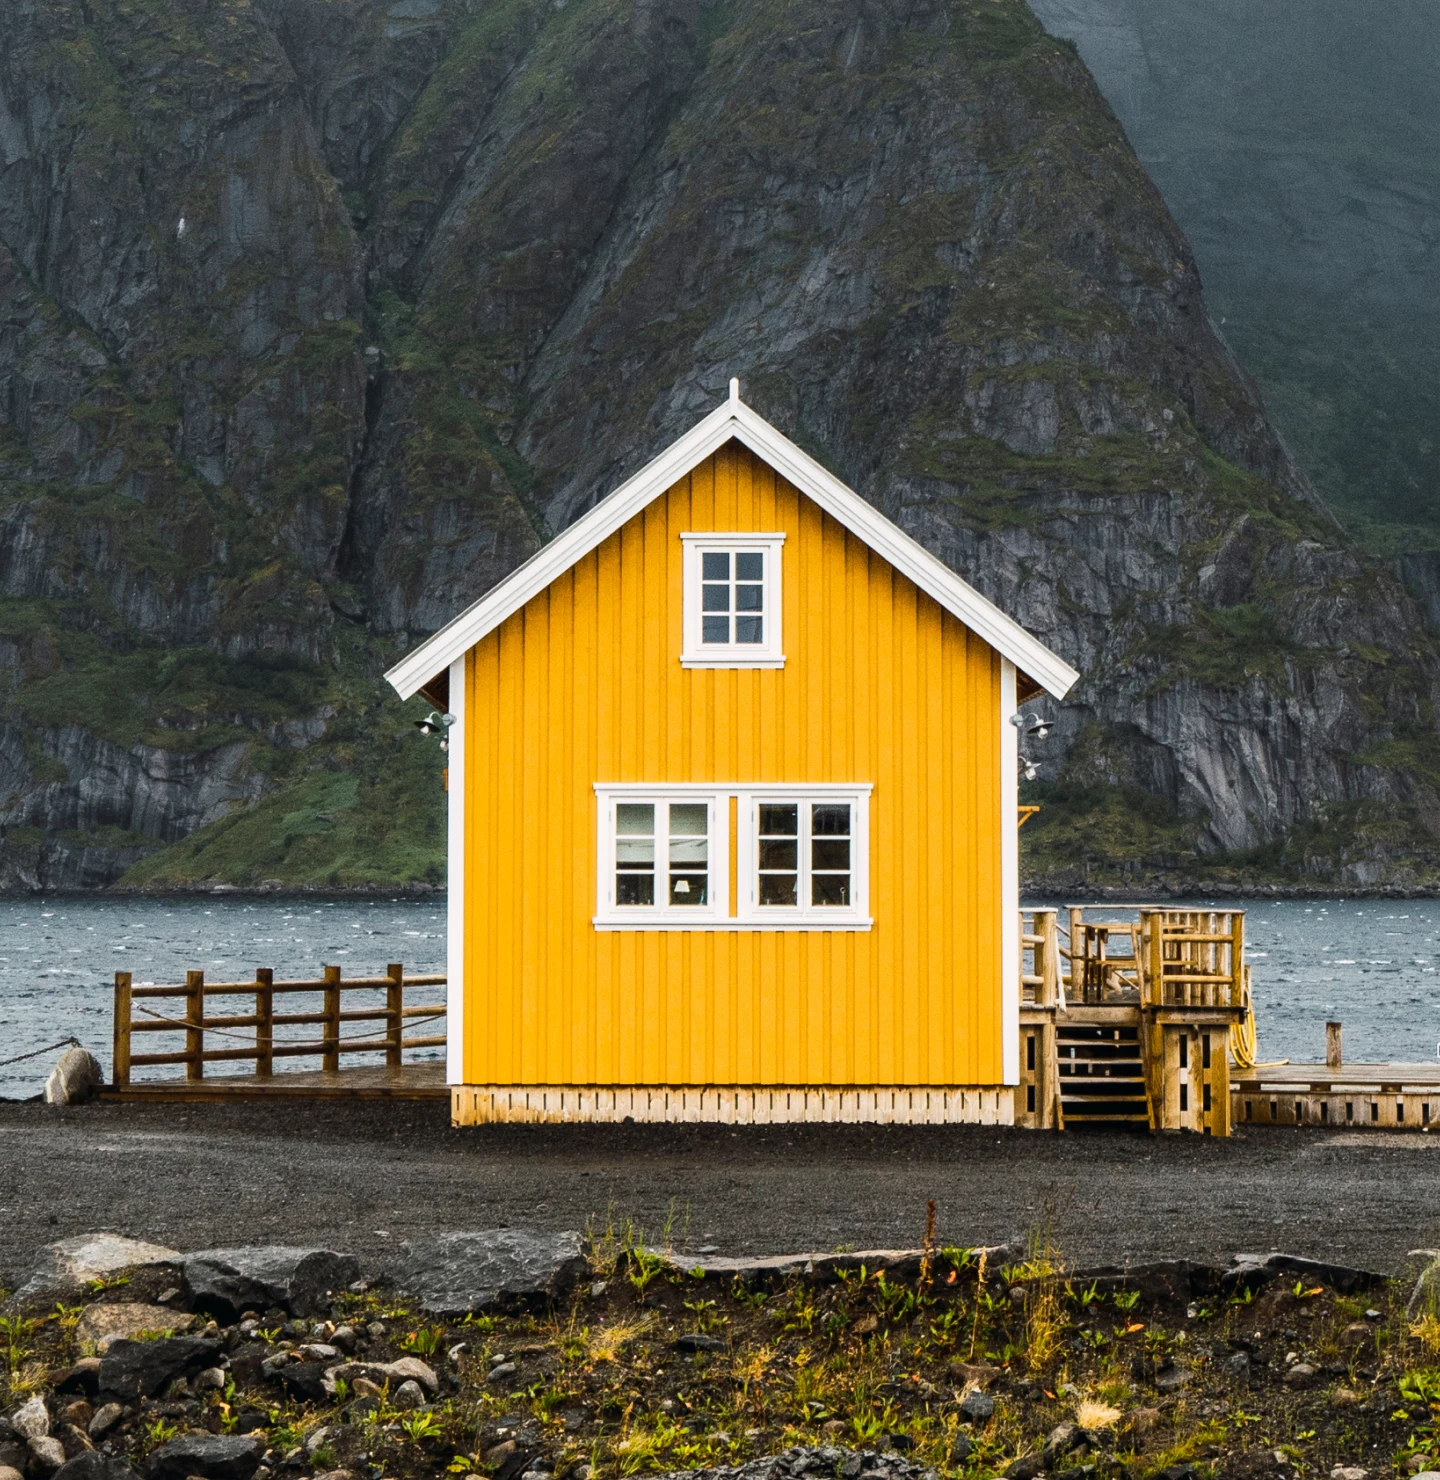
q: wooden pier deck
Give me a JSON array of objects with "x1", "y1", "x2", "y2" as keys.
[
  {"x1": 101, "y1": 1061, "x2": 447, "y2": 1102},
  {"x1": 1232, "y1": 1063, "x2": 1440, "y2": 1129}
]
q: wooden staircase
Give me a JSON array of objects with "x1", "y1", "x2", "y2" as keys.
[{"x1": 1056, "y1": 1020, "x2": 1151, "y2": 1126}]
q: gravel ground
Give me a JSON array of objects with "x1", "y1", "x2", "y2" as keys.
[{"x1": 1, "y1": 1099, "x2": 1436, "y2": 1288}]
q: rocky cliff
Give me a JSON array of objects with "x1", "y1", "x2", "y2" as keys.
[{"x1": 2, "y1": 0, "x2": 1439, "y2": 892}]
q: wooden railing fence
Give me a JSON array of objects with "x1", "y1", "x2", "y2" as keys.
[{"x1": 112, "y1": 965, "x2": 446, "y2": 1086}]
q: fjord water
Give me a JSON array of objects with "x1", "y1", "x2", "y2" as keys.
[{"x1": 2, "y1": 897, "x2": 1439, "y2": 1098}]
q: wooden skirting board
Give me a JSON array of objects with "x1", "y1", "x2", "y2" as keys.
[{"x1": 451, "y1": 1085, "x2": 1015, "y2": 1126}]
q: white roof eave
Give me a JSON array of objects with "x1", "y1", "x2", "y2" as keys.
[{"x1": 385, "y1": 389, "x2": 1079, "y2": 703}]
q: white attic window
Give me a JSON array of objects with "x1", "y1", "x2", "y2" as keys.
[{"x1": 680, "y1": 532, "x2": 785, "y2": 667}]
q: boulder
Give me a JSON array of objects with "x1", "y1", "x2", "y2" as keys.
[
  {"x1": 385, "y1": 1230, "x2": 588, "y2": 1315},
  {"x1": 96, "y1": 1336, "x2": 223, "y2": 1404},
  {"x1": 76, "y1": 1305, "x2": 179, "y2": 1351},
  {"x1": 182, "y1": 1248, "x2": 360, "y2": 1319},
  {"x1": 11, "y1": 1397, "x2": 50, "y2": 1442},
  {"x1": 53, "y1": 1458, "x2": 140, "y2": 1480},
  {"x1": 145, "y1": 1434, "x2": 261, "y2": 1480},
  {"x1": 44, "y1": 1049, "x2": 103, "y2": 1107},
  {"x1": 12, "y1": 1236, "x2": 181, "y2": 1303}
]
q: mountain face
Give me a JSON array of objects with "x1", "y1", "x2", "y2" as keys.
[
  {"x1": 1024, "y1": 0, "x2": 1440, "y2": 554},
  {"x1": 2, "y1": 0, "x2": 1439, "y2": 893}
]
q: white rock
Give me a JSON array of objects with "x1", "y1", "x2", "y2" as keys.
[
  {"x1": 27, "y1": 1435, "x2": 65, "y2": 1474},
  {"x1": 76, "y1": 1303, "x2": 178, "y2": 1350},
  {"x1": 14, "y1": 1234, "x2": 181, "y2": 1301},
  {"x1": 0, "y1": 1464, "x2": 25, "y2": 1480},
  {"x1": 193, "y1": 1368, "x2": 226, "y2": 1393},
  {"x1": 43, "y1": 1047, "x2": 103, "y2": 1106},
  {"x1": 1331, "y1": 1468, "x2": 1369, "y2": 1480},
  {"x1": 11, "y1": 1396, "x2": 50, "y2": 1441}
]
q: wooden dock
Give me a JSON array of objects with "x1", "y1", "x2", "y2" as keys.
[
  {"x1": 101, "y1": 1061, "x2": 447, "y2": 1102},
  {"x1": 1232, "y1": 1063, "x2": 1440, "y2": 1129}
]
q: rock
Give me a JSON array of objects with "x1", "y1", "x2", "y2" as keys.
[
  {"x1": 54, "y1": 1360, "x2": 102, "y2": 1398},
  {"x1": 386, "y1": 1231, "x2": 587, "y2": 1315},
  {"x1": 484, "y1": 1443, "x2": 517, "y2": 1468},
  {"x1": 1405, "y1": 1458, "x2": 1435, "y2": 1474},
  {"x1": 1006, "y1": 1458, "x2": 1042, "y2": 1480},
  {"x1": 1042, "y1": 1424, "x2": 1085, "y2": 1466},
  {"x1": 13, "y1": 1236, "x2": 181, "y2": 1302},
  {"x1": 1330, "y1": 1469, "x2": 1369, "y2": 1480},
  {"x1": 12, "y1": 1397, "x2": 50, "y2": 1442},
  {"x1": 297, "y1": 1345, "x2": 338, "y2": 1363},
  {"x1": 1126, "y1": 1408, "x2": 1161, "y2": 1436},
  {"x1": 76, "y1": 1305, "x2": 179, "y2": 1350},
  {"x1": 194, "y1": 1368, "x2": 226, "y2": 1393},
  {"x1": 59, "y1": 1405, "x2": 91, "y2": 1432},
  {"x1": 1410, "y1": 1474, "x2": 1440, "y2": 1480},
  {"x1": 486, "y1": 1363, "x2": 518, "y2": 1385},
  {"x1": 0, "y1": 1448, "x2": 21, "y2": 1477},
  {"x1": 275, "y1": 1363, "x2": 329, "y2": 1403},
  {"x1": 1155, "y1": 1365, "x2": 1194, "y2": 1392},
  {"x1": 302, "y1": 1430, "x2": 330, "y2": 1459},
  {"x1": 182, "y1": 1249, "x2": 359, "y2": 1320},
  {"x1": 351, "y1": 1378, "x2": 384, "y2": 1400},
  {"x1": 674, "y1": 1335, "x2": 725, "y2": 1353},
  {"x1": 86, "y1": 1407, "x2": 122, "y2": 1441},
  {"x1": 392, "y1": 1381, "x2": 426, "y2": 1411},
  {"x1": 30, "y1": 1436, "x2": 67, "y2": 1474},
  {"x1": 1410, "y1": 1255, "x2": 1440, "y2": 1318},
  {"x1": 52, "y1": 1456, "x2": 140, "y2": 1480},
  {"x1": 1224, "y1": 1350, "x2": 1252, "y2": 1379},
  {"x1": 97, "y1": 1336, "x2": 223, "y2": 1404},
  {"x1": 57, "y1": 1426, "x2": 93, "y2": 1460},
  {"x1": 1330, "y1": 1386, "x2": 1362, "y2": 1408},
  {"x1": 146, "y1": 1435, "x2": 261, "y2": 1480},
  {"x1": 959, "y1": 1391, "x2": 994, "y2": 1423},
  {"x1": 950, "y1": 1437, "x2": 974, "y2": 1464},
  {"x1": 0, "y1": 1466, "x2": 22, "y2": 1480},
  {"x1": 384, "y1": 1357, "x2": 438, "y2": 1393},
  {"x1": 43, "y1": 1049, "x2": 103, "y2": 1107},
  {"x1": 1283, "y1": 1363, "x2": 1317, "y2": 1388},
  {"x1": 950, "y1": 1362, "x2": 1003, "y2": 1389}
]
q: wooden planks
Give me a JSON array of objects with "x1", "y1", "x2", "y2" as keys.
[{"x1": 101, "y1": 1062, "x2": 447, "y2": 1102}]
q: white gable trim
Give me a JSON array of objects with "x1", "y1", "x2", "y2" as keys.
[{"x1": 386, "y1": 382, "x2": 1079, "y2": 701}]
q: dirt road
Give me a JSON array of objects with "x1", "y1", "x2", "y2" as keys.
[{"x1": 2, "y1": 1099, "x2": 1433, "y2": 1287}]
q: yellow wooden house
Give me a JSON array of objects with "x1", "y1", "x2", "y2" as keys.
[{"x1": 387, "y1": 382, "x2": 1078, "y2": 1125}]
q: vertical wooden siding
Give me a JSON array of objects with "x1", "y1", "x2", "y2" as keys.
[{"x1": 464, "y1": 441, "x2": 1003, "y2": 1087}]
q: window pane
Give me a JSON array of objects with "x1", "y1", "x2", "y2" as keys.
[
  {"x1": 759, "y1": 874, "x2": 798, "y2": 906},
  {"x1": 759, "y1": 838, "x2": 798, "y2": 870},
  {"x1": 616, "y1": 838, "x2": 655, "y2": 867},
  {"x1": 669, "y1": 837, "x2": 708, "y2": 866},
  {"x1": 702, "y1": 615, "x2": 730, "y2": 644},
  {"x1": 735, "y1": 583, "x2": 763, "y2": 611},
  {"x1": 811, "y1": 803, "x2": 851, "y2": 836},
  {"x1": 669, "y1": 802, "x2": 708, "y2": 835},
  {"x1": 759, "y1": 804, "x2": 798, "y2": 836},
  {"x1": 702, "y1": 551, "x2": 730, "y2": 580},
  {"x1": 812, "y1": 873, "x2": 850, "y2": 907},
  {"x1": 736, "y1": 551, "x2": 763, "y2": 580},
  {"x1": 617, "y1": 874, "x2": 655, "y2": 906},
  {"x1": 812, "y1": 838, "x2": 850, "y2": 871},
  {"x1": 735, "y1": 615, "x2": 763, "y2": 644},
  {"x1": 669, "y1": 873, "x2": 708, "y2": 905},
  {"x1": 617, "y1": 803, "x2": 654, "y2": 835},
  {"x1": 702, "y1": 583, "x2": 731, "y2": 612}
]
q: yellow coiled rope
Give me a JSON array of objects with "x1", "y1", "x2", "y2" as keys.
[{"x1": 1229, "y1": 964, "x2": 1258, "y2": 1069}]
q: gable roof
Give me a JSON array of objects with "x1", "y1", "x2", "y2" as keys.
[{"x1": 386, "y1": 382, "x2": 1079, "y2": 702}]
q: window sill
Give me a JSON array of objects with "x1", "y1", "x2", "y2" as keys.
[
  {"x1": 593, "y1": 918, "x2": 873, "y2": 932},
  {"x1": 680, "y1": 655, "x2": 786, "y2": 669}
]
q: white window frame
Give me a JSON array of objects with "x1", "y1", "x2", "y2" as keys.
[
  {"x1": 594, "y1": 786, "x2": 730, "y2": 927},
  {"x1": 737, "y1": 786, "x2": 872, "y2": 926},
  {"x1": 680, "y1": 532, "x2": 785, "y2": 668}
]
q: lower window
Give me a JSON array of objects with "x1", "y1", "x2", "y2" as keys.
[
  {"x1": 740, "y1": 788, "x2": 869, "y2": 924},
  {"x1": 595, "y1": 790, "x2": 729, "y2": 924}
]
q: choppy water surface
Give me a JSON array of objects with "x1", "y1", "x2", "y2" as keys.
[{"x1": 3, "y1": 895, "x2": 1440, "y2": 1097}]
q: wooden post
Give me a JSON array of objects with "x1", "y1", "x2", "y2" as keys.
[
  {"x1": 323, "y1": 964, "x2": 341, "y2": 1072},
  {"x1": 1326, "y1": 1020, "x2": 1343, "y2": 1069},
  {"x1": 113, "y1": 971, "x2": 132, "y2": 1088},
  {"x1": 256, "y1": 968, "x2": 274, "y2": 1077},
  {"x1": 386, "y1": 963, "x2": 404, "y2": 1069},
  {"x1": 185, "y1": 970, "x2": 204, "y2": 1081}
]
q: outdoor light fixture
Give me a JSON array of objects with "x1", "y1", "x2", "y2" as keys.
[
  {"x1": 1010, "y1": 712, "x2": 1052, "y2": 739},
  {"x1": 1019, "y1": 754, "x2": 1040, "y2": 782},
  {"x1": 414, "y1": 710, "x2": 456, "y2": 740}
]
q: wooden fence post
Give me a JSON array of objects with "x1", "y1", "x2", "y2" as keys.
[
  {"x1": 386, "y1": 963, "x2": 403, "y2": 1069},
  {"x1": 186, "y1": 970, "x2": 204, "y2": 1081},
  {"x1": 113, "y1": 972, "x2": 132, "y2": 1088},
  {"x1": 256, "y1": 968, "x2": 274, "y2": 1077},
  {"x1": 323, "y1": 965, "x2": 341, "y2": 1072},
  {"x1": 1326, "y1": 1020, "x2": 1343, "y2": 1069}
]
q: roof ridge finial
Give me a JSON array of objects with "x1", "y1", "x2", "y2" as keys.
[{"x1": 729, "y1": 376, "x2": 740, "y2": 405}]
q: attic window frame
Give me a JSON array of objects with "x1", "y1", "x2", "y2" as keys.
[{"x1": 680, "y1": 532, "x2": 786, "y2": 668}]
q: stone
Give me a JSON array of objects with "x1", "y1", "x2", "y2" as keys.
[
  {"x1": 12, "y1": 1396, "x2": 50, "y2": 1442},
  {"x1": 674, "y1": 1334, "x2": 725, "y2": 1353},
  {"x1": 76, "y1": 1305, "x2": 179, "y2": 1351},
  {"x1": 0, "y1": 1467, "x2": 22, "y2": 1480},
  {"x1": 1329, "y1": 1388, "x2": 1362, "y2": 1409},
  {"x1": 384, "y1": 1357, "x2": 438, "y2": 1393},
  {"x1": 194, "y1": 1369, "x2": 226, "y2": 1393},
  {"x1": 58, "y1": 1426, "x2": 93, "y2": 1460},
  {"x1": 275, "y1": 1363, "x2": 329, "y2": 1402},
  {"x1": 1006, "y1": 1458, "x2": 1041, "y2": 1480},
  {"x1": 959, "y1": 1392, "x2": 994, "y2": 1423},
  {"x1": 351, "y1": 1378, "x2": 384, "y2": 1400},
  {"x1": 30, "y1": 1436, "x2": 67, "y2": 1474},
  {"x1": 86, "y1": 1407, "x2": 123, "y2": 1440},
  {"x1": 1330, "y1": 1469, "x2": 1368, "y2": 1480},
  {"x1": 385, "y1": 1231, "x2": 587, "y2": 1315},
  {"x1": 1155, "y1": 1365, "x2": 1194, "y2": 1393},
  {"x1": 97, "y1": 1336, "x2": 223, "y2": 1404},
  {"x1": 182, "y1": 1249, "x2": 360, "y2": 1320},
  {"x1": 392, "y1": 1381, "x2": 426, "y2": 1411},
  {"x1": 145, "y1": 1434, "x2": 261, "y2": 1480},
  {"x1": 43, "y1": 1048, "x2": 103, "y2": 1107},
  {"x1": 1042, "y1": 1424, "x2": 1084, "y2": 1466},
  {"x1": 1409, "y1": 1474, "x2": 1440, "y2": 1480},
  {"x1": 950, "y1": 1437, "x2": 974, "y2": 1465},
  {"x1": 1405, "y1": 1458, "x2": 1435, "y2": 1474},
  {"x1": 0, "y1": 1449, "x2": 23, "y2": 1477},
  {"x1": 52, "y1": 1456, "x2": 140, "y2": 1480},
  {"x1": 1283, "y1": 1363, "x2": 1318, "y2": 1388},
  {"x1": 950, "y1": 1363, "x2": 1003, "y2": 1389},
  {"x1": 13, "y1": 1236, "x2": 181, "y2": 1302},
  {"x1": 484, "y1": 1443, "x2": 517, "y2": 1468},
  {"x1": 59, "y1": 1405, "x2": 91, "y2": 1432},
  {"x1": 1409, "y1": 1255, "x2": 1440, "y2": 1319},
  {"x1": 1224, "y1": 1350, "x2": 1252, "y2": 1378},
  {"x1": 487, "y1": 1363, "x2": 518, "y2": 1385},
  {"x1": 54, "y1": 1360, "x2": 102, "y2": 1398}
]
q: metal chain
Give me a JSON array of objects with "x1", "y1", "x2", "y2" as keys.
[{"x1": 0, "y1": 1036, "x2": 81, "y2": 1068}]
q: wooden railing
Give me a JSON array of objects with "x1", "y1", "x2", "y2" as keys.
[
  {"x1": 112, "y1": 965, "x2": 446, "y2": 1086},
  {"x1": 1140, "y1": 908, "x2": 1245, "y2": 1009},
  {"x1": 1020, "y1": 908, "x2": 1062, "y2": 1007}
]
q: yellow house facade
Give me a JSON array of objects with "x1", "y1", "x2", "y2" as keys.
[{"x1": 387, "y1": 383, "x2": 1077, "y2": 1125}]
